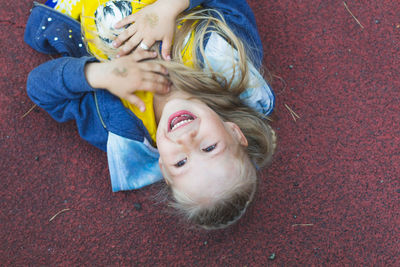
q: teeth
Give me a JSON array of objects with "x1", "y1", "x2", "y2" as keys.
[
  {"x1": 171, "y1": 119, "x2": 193, "y2": 130},
  {"x1": 171, "y1": 115, "x2": 190, "y2": 125}
]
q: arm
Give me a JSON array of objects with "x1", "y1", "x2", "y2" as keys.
[
  {"x1": 193, "y1": 0, "x2": 273, "y2": 115},
  {"x1": 27, "y1": 56, "x2": 109, "y2": 150},
  {"x1": 25, "y1": 3, "x2": 89, "y2": 57},
  {"x1": 27, "y1": 56, "x2": 97, "y2": 122},
  {"x1": 27, "y1": 51, "x2": 170, "y2": 150},
  {"x1": 189, "y1": 0, "x2": 264, "y2": 67},
  {"x1": 28, "y1": 50, "x2": 169, "y2": 117}
]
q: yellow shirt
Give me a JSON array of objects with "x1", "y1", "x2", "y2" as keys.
[{"x1": 54, "y1": 0, "x2": 195, "y2": 143}]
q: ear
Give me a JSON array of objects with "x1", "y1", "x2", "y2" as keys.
[
  {"x1": 158, "y1": 158, "x2": 170, "y2": 185},
  {"x1": 225, "y1": 122, "x2": 248, "y2": 147}
]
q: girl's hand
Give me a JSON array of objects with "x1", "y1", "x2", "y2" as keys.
[
  {"x1": 112, "y1": 0, "x2": 189, "y2": 60},
  {"x1": 86, "y1": 49, "x2": 170, "y2": 112}
]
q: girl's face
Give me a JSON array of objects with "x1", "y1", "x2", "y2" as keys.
[{"x1": 156, "y1": 96, "x2": 248, "y2": 202}]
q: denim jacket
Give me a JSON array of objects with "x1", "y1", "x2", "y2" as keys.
[{"x1": 25, "y1": 0, "x2": 275, "y2": 192}]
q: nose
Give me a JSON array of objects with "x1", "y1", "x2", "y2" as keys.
[{"x1": 177, "y1": 128, "x2": 197, "y2": 146}]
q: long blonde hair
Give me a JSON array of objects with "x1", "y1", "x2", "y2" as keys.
[
  {"x1": 159, "y1": 9, "x2": 276, "y2": 230},
  {"x1": 84, "y1": 7, "x2": 276, "y2": 230}
]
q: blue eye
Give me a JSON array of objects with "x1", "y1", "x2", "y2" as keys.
[
  {"x1": 203, "y1": 144, "x2": 217, "y2": 152},
  {"x1": 174, "y1": 158, "x2": 187, "y2": 167}
]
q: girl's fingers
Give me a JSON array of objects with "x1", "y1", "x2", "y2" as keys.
[
  {"x1": 116, "y1": 34, "x2": 142, "y2": 57},
  {"x1": 125, "y1": 94, "x2": 146, "y2": 112},
  {"x1": 140, "y1": 62, "x2": 168, "y2": 76},
  {"x1": 114, "y1": 14, "x2": 137, "y2": 29},
  {"x1": 143, "y1": 71, "x2": 169, "y2": 88},
  {"x1": 140, "y1": 77, "x2": 170, "y2": 94},
  {"x1": 161, "y1": 36, "x2": 173, "y2": 61},
  {"x1": 113, "y1": 24, "x2": 137, "y2": 48},
  {"x1": 140, "y1": 38, "x2": 156, "y2": 51},
  {"x1": 131, "y1": 50, "x2": 158, "y2": 62}
]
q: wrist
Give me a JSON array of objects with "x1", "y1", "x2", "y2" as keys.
[
  {"x1": 85, "y1": 62, "x2": 109, "y2": 90},
  {"x1": 158, "y1": 0, "x2": 190, "y2": 16}
]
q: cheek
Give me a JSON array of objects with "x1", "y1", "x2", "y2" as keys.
[
  {"x1": 202, "y1": 114, "x2": 226, "y2": 132},
  {"x1": 156, "y1": 136, "x2": 176, "y2": 160},
  {"x1": 155, "y1": 129, "x2": 166, "y2": 148},
  {"x1": 156, "y1": 139, "x2": 168, "y2": 157}
]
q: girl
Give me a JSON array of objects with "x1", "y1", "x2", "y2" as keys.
[{"x1": 25, "y1": 0, "x2": 276, "y2": 229}]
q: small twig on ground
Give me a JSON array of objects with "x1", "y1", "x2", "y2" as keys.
[
  {"x1": 48, "y1": 54, "x2": 55, "y2": 60},
  {"x1": 21, "y1": 104, "x2": 37, "y2": 119},
  {"x1": 292, "y1": 224, "x2": 314, "y2": 227},
  {"x1": 343, "y1": 1, "x2": 364, "y2": 29},
  {"x1": 272, "y1": 74, "x2": 287, "y2": 95},
  {"x1": 284, "y1": 104, "x2": 300, "y2": 122},
  {"x1": 49, "y1": 208, "x2": 70, "y2": 222}
]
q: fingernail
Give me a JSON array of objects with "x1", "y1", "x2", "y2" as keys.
[
  {"x1": 153, "y1": 52, "x2": 157, "y2": 57},
  {"x1": 166, "y1": 55, "x2": 171, "y2": 61},
  {"x1": 115, "y1": 54, "x2": 120, "y2": 58},
  {"x1": 112, "y1": 41, "x2": 117, "y2": 47},
  {"x1": 140, "y1": 106, "x2": 145, "y2": 112}
]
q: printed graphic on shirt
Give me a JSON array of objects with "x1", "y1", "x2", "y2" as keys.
[
  {"x1": 46, "y1": 0, "x2": 82, "y2": 19},
  {"x1": 94, "y1": 1, "x2": 132, "y2": 46}
]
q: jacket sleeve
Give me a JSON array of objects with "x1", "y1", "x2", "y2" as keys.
[
  {"x1": 24, "y1": 3, "x2": 89, "y2": 57},
  {"x1": 188, "y1": 0, "x2": 263, "y2": 67},
  {"x1": 192, "y1": 0, "x2": 275, "y2": 115},
  {"x1": 27, "y1": 56, "x2": 108, "y2": 151}
]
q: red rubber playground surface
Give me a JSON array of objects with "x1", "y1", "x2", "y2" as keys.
[{"x1": 1, "y1": 0, "x2": 399, "y2": 265}]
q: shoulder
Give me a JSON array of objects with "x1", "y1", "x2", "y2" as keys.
[
  {"x1": 24, "y1": 3, "x2": 89, "y2": 57},
  {"x1": 107, "y1": 132, "x2": 162, "y2": 191}
]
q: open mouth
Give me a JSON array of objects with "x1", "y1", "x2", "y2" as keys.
[{"x1": 168, "y1": 110, "x2": 197, "y2": 132}]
